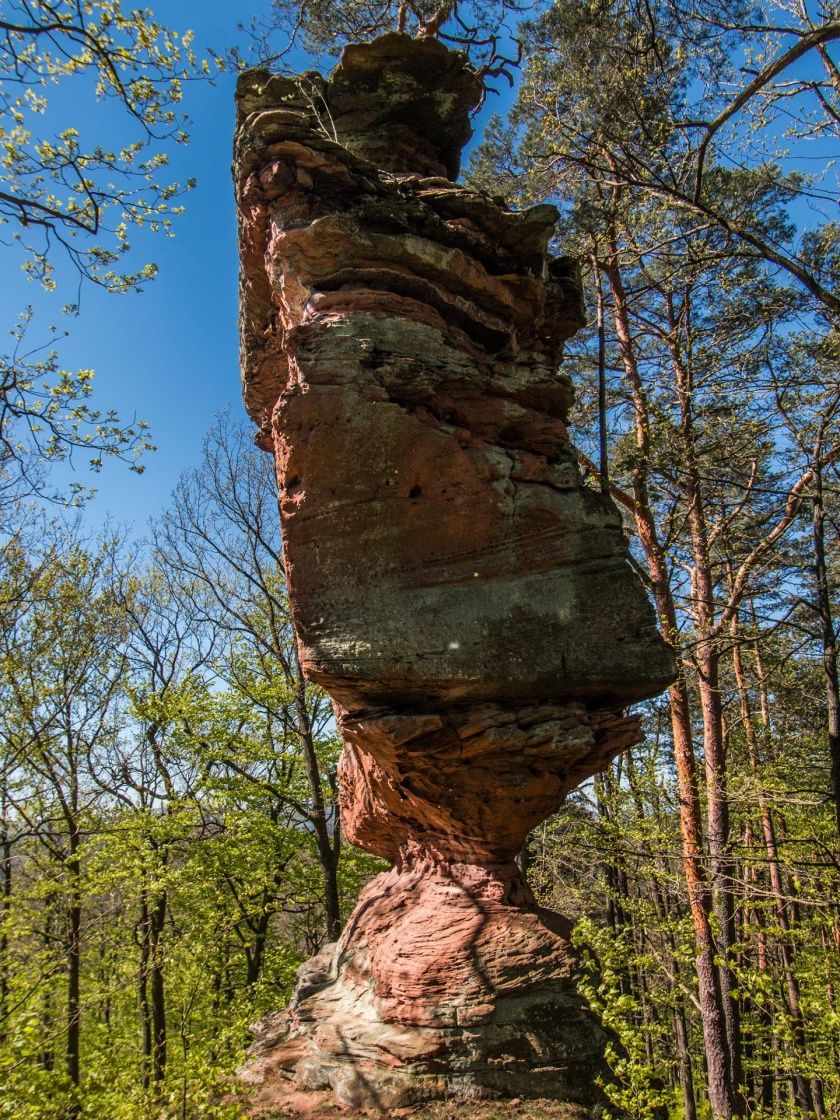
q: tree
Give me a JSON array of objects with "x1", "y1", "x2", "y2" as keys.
[
  {"x1": 0, "y1": 522, "x2": 129, "y2": 1115},
  {"x1": 767, "y1": 328, "x2": 840, "y2": 837},
  {"x1": 0, "y1": 0, "x2": 207, "y2": 502},
  {"x1": 246, "y1": 0, "x2": 531, "y2": 79},
  {"x1": 496, "y1": 0, "x2": 839, "y2": 318},
  {"x1": 0, "y1": 495, "x2": 372, "y2": 1118},
  {"x1": 1, "y1": 0, "x2": 199, "y2": 290},
  {"x1": 0, "y1": 309, "x2": 154, "y2": 507},
  {"x1": 470, "y1": 8, "x2": 840, "y2": 1111},
  {"x1": 154, "y1": 413, "x2": 345, "y2": 943}
]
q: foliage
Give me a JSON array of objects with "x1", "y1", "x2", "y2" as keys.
[
  {"x1": 0, "y1": 3, "x2": 838, "y2": 1118},
  {"x1": 536, "y1": 707, "x2": 840, "y2": 1120},
  {"x1": 0, "y1": 0, "x2": 210, "y2": 504},
  {"x1": 0, "y1": 308, "x2": 154, "y2": 506},
  {"x1": 0, "y1": 420, "x2": 381, "y2": 1119},
  {"x1": 469, "y1": 5, "x2": 840, "y2": 1115},
  {"x1": 471, "y1": 0, "x2": 839, "y2": 317},
  {"x1": 244, "y1": 0, "x2": 534, "y2": 80},
  {"x1": 574, "y1": 916, "x2": 671, "y2": 1120},
  {"x1": 1, "y1": 0, "x2": 201, "y2": 290}
]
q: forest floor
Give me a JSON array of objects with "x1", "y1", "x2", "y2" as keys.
[{"x1": 258, "y1": 1092, "x2": 591, "y2": 1120}]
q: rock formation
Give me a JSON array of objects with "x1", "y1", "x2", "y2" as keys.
[{"x1": 234, "y1": 33, "x2": 674, "y2": 1112}]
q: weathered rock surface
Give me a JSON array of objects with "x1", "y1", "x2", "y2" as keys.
[{"x1": 235, "y1": 32, "x2": 674, "y2": 1112}]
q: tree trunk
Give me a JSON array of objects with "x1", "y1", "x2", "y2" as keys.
[
  {"x1": 668, "y1": 294, "x2": 742, "y2": 1104},
  {"x1": 149, "y1": 882, "x2": 167, "y2": 1084},
  {"x1": 246, "y1": 877, "x2": 282, "y2": 987},
  {"x1": 671, "y1": 675, "x2": 737, "y2": 1120},
  {"x1": 293, "y1": 660, "x2": 342, "y2": 942},
  {"x1": 138, "y1": 888, "x2": 153, "y2": 1093},
  {"x1": 811, "y1": 458, "x2": 840, "y2": 839},
  {"x1": 674, "y1": 1003, "x2": 698, "y2": 1120},
  {"x1": 602, "y1": 239, "x2": 738, "y2": 1120},
  {"x1": 138, "y1": 840, "x2": 168, "y2": 1089},
  {"x1": 0, "y1": 806, "x2": 10, "y2": 1043},
  {"x1": 637, "y1": 768, "x2": 699, "y2": 1120},
  {"x1": 40, "y1": 898, "x2": 56, "y2": 1074},
  {"x1": 66, "y1": 851, "x2": 82, "y2": 1118},
  {"x1": 730, "y1": 615, "x2": 819, "y2": 1115},
  {"x1": 591, "y1": 249, "x2": 609, "y2": 492},
  {"x1": 695, "y1": 643, "x2": 743, "y2": 1100}
]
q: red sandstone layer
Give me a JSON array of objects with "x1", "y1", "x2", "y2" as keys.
[{"x1": 234, "y1": 32, "x2": 674, "y2": 1110}]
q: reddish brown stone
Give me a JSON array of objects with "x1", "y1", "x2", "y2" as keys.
[{"x1": 234, "y1": 32, "x2": 674, "y2": 1111}]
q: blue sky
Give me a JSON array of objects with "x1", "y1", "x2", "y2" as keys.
[
  {"x1": 3, "y1": 3, "x2": 835, "y2": 534},
  {"x1": 0, "y1": 1, "x2": 514, "y2": 532},
  {"x1": 1, "y1": 0, "x2": 273, "y2": 528}
]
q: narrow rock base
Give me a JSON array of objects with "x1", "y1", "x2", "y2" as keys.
[
  {"x1": 241, "y1": 860, "x2": 613, "y2": 1112},
  {"x1": 240, "y1": 704, "x2": 636, "y2": 1113}
]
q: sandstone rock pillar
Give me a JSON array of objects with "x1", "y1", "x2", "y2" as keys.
[{"x1": 234, "y1": 33, "x2": 674, "y2": 1111}]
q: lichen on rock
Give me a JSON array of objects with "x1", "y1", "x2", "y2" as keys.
[{"x1": 234, "y1": 31, "x2": 674, "y2": 1113}]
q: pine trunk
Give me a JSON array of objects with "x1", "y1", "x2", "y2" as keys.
[
  {"x1": 294, "y1": 662, "x2": 342, "y2": 942},
  {"x1": 603, "y1": 243, "x2": 738, "y2": 1120},
  {"x1": 812, "y1": 460, "x2": 840, "y2": 839}
]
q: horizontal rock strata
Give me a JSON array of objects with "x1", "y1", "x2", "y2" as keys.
[{"x1": 234, "y1": 32, "x2": 674, "y2": 1113}]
